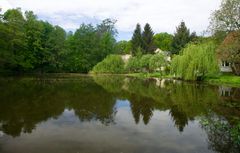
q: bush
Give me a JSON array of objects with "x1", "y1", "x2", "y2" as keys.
[
  {"x1": 125, "y1": 56, "x2": 141, "y2": 72},
  {"x1": 92, "y1": 55, "x2": 125, "y2": 74},
  {"x1": 149, "y1": 53, "x2": 166, "y2": 74},
  {"x1": 139, "y1": 54, "x2": 153, "y2": 72},
  {"x1": 125, "y1": 53, "x2": 170, "y2": 74},
  {"x1": 171, "y1": 41, "x2": 219, "y2": 80}
]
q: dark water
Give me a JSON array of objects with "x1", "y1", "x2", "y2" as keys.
[{"x1": 0, "y1": 75, "x2": 239, "y2": 153}]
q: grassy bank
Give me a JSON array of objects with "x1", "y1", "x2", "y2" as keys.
[
  {"x1": 205, "y1": 73, "x2": 240, "y2": 87},
  {"x1": 126, "y1": 73, "x2": 240, "y2": 87}
]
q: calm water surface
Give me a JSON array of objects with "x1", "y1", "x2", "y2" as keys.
[{"x1": 0, "y1": 75, "x2": 239, "y2": 153}]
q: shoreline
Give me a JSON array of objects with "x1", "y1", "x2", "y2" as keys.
[{"x1": 1, "y1": 72, "x2": 240, "y2": 87}]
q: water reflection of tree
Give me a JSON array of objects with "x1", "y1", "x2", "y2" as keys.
[
  {"x1": 93, "y1": 76, "x2": 223, "y2": 132},
  {"x1": 129, "y1": 95, "x2": 154, "y2": 125},
  {"x1": 0, "y1": 77, "x2": 117, "y2": 137},
  {"x1": 169, "y1": 106, "x2": 190, "y2": 132},
  {"x1": 69, "y1": 83, "x2": 117, "y2": 125},
  {"x1": 200, "y1": 87, "x2": 240, "y2": 153},
  {"x1": 0, "y1": 79, "x2": 66, "y2": 137},
  {"x1": 201, "y1": 114, "x2": 240, "y2": 153},
  {"x1": 1, "y1": 75, "x2": 239, "y2": 141}
]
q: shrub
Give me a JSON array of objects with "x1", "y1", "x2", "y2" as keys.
[
  {"x1": 126, "y1": 53, "x2": 170, "y2": 74},
  {"x1": 125, "y1": 56, "x2": 141, "y2": 72},
  {"x1": 92, "y1": 55, "x2": 125, "y2": 74},
  {"x1": 139, "y1": 54, "x2": 153, "y2": 72},
  {"x1": 149, "y1": 53, "x2": 166, "y2": 74}
]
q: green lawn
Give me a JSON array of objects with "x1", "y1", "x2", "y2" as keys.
[
  {"x1": 126, "y1": 73, "x2": 240, "y2": 87},
  {"x1": 205, "y1": 73, "x2": 240, "y2": 87}
]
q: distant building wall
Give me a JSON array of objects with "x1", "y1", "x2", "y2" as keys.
[
  {"x1": 154, "y1": 48, "x2": 172, "y2": 62},
  {"x1": 219, "y1": 61, "x2": 232, "y2": 73},
  {"x1": 121, "y1": 54, "x2": 132, "y2": 63}
]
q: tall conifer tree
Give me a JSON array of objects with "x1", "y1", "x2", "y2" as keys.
[
  {"x1": 142, "y1": 23, "x2": 155, "y2": 54},
  {"x1": 172, "y1": 21, "x2": 190, "y2": 54},
  {"x1": 131, "y1": 23, "x2": 143, "y2": 55}
]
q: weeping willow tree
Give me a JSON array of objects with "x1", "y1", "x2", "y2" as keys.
[{"x1": 171, "y1": 41, "x2": 219, "y2": 80}]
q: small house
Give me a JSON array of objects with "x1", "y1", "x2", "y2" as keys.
[
  {"x1": 219, "y1": 61, "x2": 232, "y2": 73},
  {"x1": 121, "y1": 54, "x2": 132, "y2": 63},
  {"x1": 154, "y1": 48, "x2": 171, "y2": 62}
]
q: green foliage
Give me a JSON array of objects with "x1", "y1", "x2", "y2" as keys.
[
  {"x1": 45, "y1": 25, "x2": 66, "y2": 72},
  {"x1": 154, "y1": 33, "x2": 173, "y2": 51},
  {"x1": 92, "y1": 55, "x2": 125, "y2": 74},
  {"x1": 206, "y1": 73, "x2": 240, "y2": 86},
  {"x1": 115, "y1": 40, "x2": 131, "y2": 54},
  {"x1": 142, "y1": 23, "x2": 155, "y2": 54},
  {"x1": 0, "y1": 8, "x2": 117, "y2": 73},
  {"x1": 131, "y1": 23, "x2": 155, "y2": 55},
  {"x1": 64, "y1": 24, "x2": 98, "y2": 72},
  {"x1": 126, "y1": 53, "x2": 169, "y2": 74},
  {"x1": 0, "y1": 8, "x2": 27, "y2": 71},
  {"x1": 201, "y1": 116, "x2": 240, "y2": 151},
  {"x1": 231, "y1": 122, "x2": 240, "y2": 145},
  {"x1": 149, "y1": 53, "x2": 166, "y2": 74},
  {"x1": 125, "y1": 56, "x2": 141, "y2": 72},
  {"x1": 171, "y1": 41, "x2": 219, "y2": 80},
  {"x1": 172, "y1": 21, "x2": 196, "y2": 54},
  {"x1": 131, "y1": 23, "x2": 143, "y2": 55},
  {"x1": 63, "y1": 19, "x2": 117, "y2": 73},
  {"x1": 210, "y1": 0, "x2": 240, "y2": 34},
  {"x1": 139, "y1": 54, "x2": 153, "y2": 71}
]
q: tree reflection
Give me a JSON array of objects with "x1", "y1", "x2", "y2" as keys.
[
  {"x1": 169, "y1": 106, "x2": 189, "y2": 132},
  {"x1": 200, "y1": 87, "x2": 240, "y2": 153},
  {"x1": 93, "y1": 75, "x2": 228, "y2": 133},
  {"x1": 0, "y1": 75, "x2": 239, "y2": 142},
  {"x1": 0, "y1": 77, "x2": 117, "y2": 137},
  {"x1": 201, "y1": 114, "x2": 240, "y2": 153},
  {"x1": 129, "y1": 95, "x2": 154, "y2": 125}
]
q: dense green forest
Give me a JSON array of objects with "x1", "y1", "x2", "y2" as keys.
[{"x1": 0, "y1": 8, "x2": 117, "y2": 73}]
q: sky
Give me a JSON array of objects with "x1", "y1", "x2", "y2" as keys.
[{"x1": 0, "y1": 0, "x2": 222, "y2": 40}]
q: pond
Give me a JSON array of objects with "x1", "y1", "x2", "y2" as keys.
[{"x1": 0, "y1": 75, "x2": 239, "y2": 153}]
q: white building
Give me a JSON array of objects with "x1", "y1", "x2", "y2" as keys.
[
  {"x1": 121, "y1": 54, "x2": 132, "y2": 63},
  {"x1": 154, "y1": 48, "x2": 171, "y2": 62},
  {"x1": 219, "y1": 61, "x2": 232, "y2": 73}
]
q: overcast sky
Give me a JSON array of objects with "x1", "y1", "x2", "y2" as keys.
[{"x1": 0, "y1": 0, "x2": 221, "y2": 40}]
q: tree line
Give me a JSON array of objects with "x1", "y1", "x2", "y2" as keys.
[
  {"x1": 93, "y1": 0, "x2": 240, "y2": 79},
  {"x1": 0, "y1": 8, "x2": 197, "y2": 74},
  {"x1": 132, "y1": 21, "x2": 197, "y2": 55},
  {"x1": 0, "y1": 8, "x2": 117, "y2": 73},
  {"x1": 1, "y1": 0, "x2": 239, "y2": 76}
]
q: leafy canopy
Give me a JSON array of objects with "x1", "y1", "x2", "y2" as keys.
[
  {"x1": 172, "y1": 21, "x2": 196, "y2": 54},
  {"x1": 154, "y1": 33, "x2": 173, "y2": 51},
  {"x1": 0, "y1": 8, "x2": 118, "y2": 73},
  {"x1": 171, "y1": 41, "x2": 219, "y2": 80},
  {"x1": 210, "y1": 0, "x2": 240, "y2": 33}
]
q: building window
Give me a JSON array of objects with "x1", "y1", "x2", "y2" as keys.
[
  {"x1": 225, "y1": 62, "x2": 230, "y2": 66},
  {"x1": 221, "y1": 61, "x2": 231, "y2": 67}
]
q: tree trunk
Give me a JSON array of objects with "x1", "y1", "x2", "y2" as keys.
[{"x1": 232, "y1": 63, "x2": 240, "y2": 76}]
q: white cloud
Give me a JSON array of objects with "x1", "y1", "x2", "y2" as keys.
[{"x1": 0, "y1": 0, "x2": 222, "y2": 40}]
